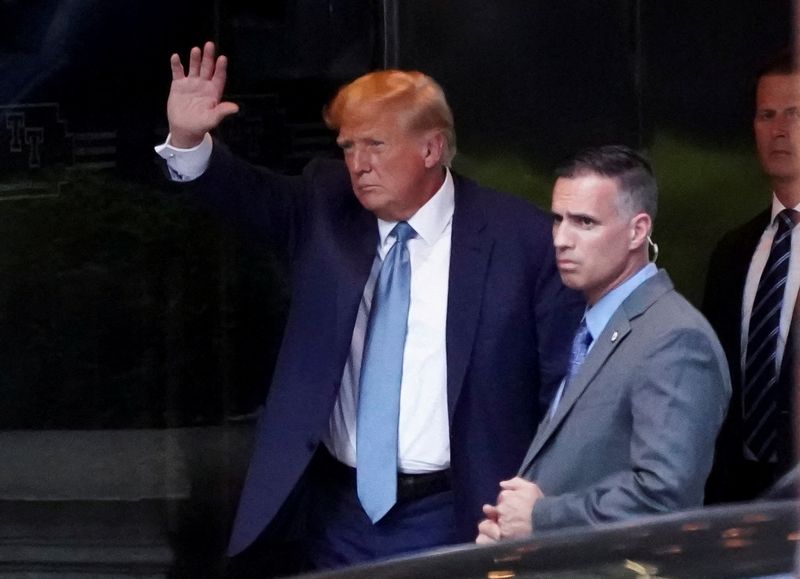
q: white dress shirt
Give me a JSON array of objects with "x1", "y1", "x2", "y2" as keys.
[
  {"x1": 155, "y1": 134, "x2": 454, "y2": 474},
  {"x1": 740, "y1": 196, "x2": 800, "y2": 378},
  {"x1": 326, "y1": 171, "x2": 454, "y2": 474},
  {"x1": 154, "y1": 133, "x2": 213, "y2": 180}
]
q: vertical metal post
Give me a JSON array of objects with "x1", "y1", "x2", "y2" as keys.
[
  {"x1": 213, "y1": 0, "x2": 221, "y2": 45},
  {"x1": 632, "y1": 0, "x2": 644, "y2": 149},
  {"x1": 794, "y1": 0, "x2": 800, "y2": 64},
  {"x1": 381, "y1": 0, "x2": 400, "y2": 69}
]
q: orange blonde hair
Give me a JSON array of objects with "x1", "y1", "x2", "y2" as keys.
[{"x1": 323, "y1": 70, "x2": 456, "y2": 166}]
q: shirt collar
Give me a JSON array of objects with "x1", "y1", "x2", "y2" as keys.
[
  {"x1": 584, "y1": 262, "x2": 658, "y2": 341},
  {"x1": 770, "y1": 194, "x2": 800, "y2": 222},
  {"x1": 377, "y1": 168, "x2": 455, "y2": 247}
]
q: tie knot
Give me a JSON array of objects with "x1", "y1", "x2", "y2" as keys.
[
  {"x1": 777, "y1": 208, "x2": 799, "y2": 230},
  {"x1": 565, "y1": 317, "x2": 592, "y2": 383},
  {"x1": 575, "y1": 319, "x2": 592, "y2": 348},
  {"x1": 392, "y1": 221, "x2": 415, "y2": 244}
]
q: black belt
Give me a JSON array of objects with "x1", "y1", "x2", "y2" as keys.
[
  {"x1": 397, "y1": 469, "x2": 451, "y2": 502},
  {"x1": 317, "y1": 448, "x2": 451, "y2": 502}
]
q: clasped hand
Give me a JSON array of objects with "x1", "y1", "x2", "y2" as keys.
[{"x1": 476, "y1": 476, "x2": 544, "y2": 544}]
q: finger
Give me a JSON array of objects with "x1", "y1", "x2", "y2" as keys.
[
  {"x1": 498, "y1": 488, "x2": 518, "y2": 504},
  {"x1": 495, "y1": 499, "x2": 511, "y2": 515},
  {"x1": 212, "y1": 55, "x2": 229, "y2": 94},
  {"x1": 170, "y1": 53, "x2": 185, "y2": 80},
  {"x1": 199, "y1": 41, "x2": 216, "y2": 79},
  {"x1": 496, "y1": 501, "x2": 520, "y2": 523},
  {"x1": 482, "y1": 503, "x2": 499, "y2": 519},
  {"x1": 477, "y1": 519, "x2": 501, "y2": 541},
  {"x1": 187, "y1": 46, "x2": 202, "y2": 77},
  {"x1": 499, "y1": 476, "x2": 529, "y2": 490},
  {"x1": 476, "y1": 532, "x2": 497, "y2": 545}
]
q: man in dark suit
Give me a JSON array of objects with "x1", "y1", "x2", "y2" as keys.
[
  {"x1": 704, "y1": 50, "x2": 800, "y2": 504},
  {"x1": 477, "y1": 146, "x2": 730, "y2": 543},
  {"x1": 156, "y1": 42, "x2": 582, "y2": 574}
]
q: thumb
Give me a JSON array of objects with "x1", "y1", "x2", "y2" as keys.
[{"x1": 214, "y1": 101, "x2": 240, "y2": 122}]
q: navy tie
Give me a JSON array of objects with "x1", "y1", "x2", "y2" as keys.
[
  {"x1": 356, "y1": 221, "x2": 415, "y2": 522},
  {"x1": 548, "y1": 317, "x2": 592, "y2": 420},
  {"x1": 743, "y1": 209, "x2": 798, "y2": 461},
  {"x1": 567, "y1": 318, "x2": 593, "y2": 382}
]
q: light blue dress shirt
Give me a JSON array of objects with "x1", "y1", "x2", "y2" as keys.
[{"x1": 548, "y1": 262, "x2": 658, "y2": 419}]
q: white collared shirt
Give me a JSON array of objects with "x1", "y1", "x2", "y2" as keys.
[
  {"x1": 740, "y1": 196, "x2": 800, "y2": 377},
  {"x1": 326, "y1": 170, "x2": 455, "y2": 473},
  {"x1": 154, "y1": 133, "x2": 213, "y2": 180}
]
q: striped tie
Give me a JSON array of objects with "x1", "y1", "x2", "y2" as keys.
[{"x1": 742, "y1": 209, "x2": 798, "y2": 461}]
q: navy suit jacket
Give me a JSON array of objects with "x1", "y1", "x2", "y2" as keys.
[
  {"x1": 703, "y1": 209, "x2": 796, "y2": 503},
  {"x1": 181, "y1": 142, "x2": 583, "y2": 556}
]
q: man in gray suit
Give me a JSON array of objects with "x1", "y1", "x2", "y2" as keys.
[{"x1": 477, "y1": 145, "x2": 731, "y2": 543}]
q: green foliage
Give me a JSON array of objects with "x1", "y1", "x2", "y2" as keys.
[
  {"x1": 649, "y1": 133, "x2": 768, "y2": 304},
  {"x1": 454, "y1": 132, "x2": 770, "y2": 306}
]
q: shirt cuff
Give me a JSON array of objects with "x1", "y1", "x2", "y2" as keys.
[{"x1": 154, "y1": 133, "x2": 213, "y2": 182}]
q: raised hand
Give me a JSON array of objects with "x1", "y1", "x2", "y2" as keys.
[{"x1": 167, "y1": 41, "x2": 240, "y2": 148}]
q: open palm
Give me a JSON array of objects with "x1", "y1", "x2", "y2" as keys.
[{"x1": 167, "y1": 41, "x2": 239, "y2": 148}]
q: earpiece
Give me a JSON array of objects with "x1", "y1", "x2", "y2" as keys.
[{"x1": 647, "y1": 236, "x2": 659, "y2": 263}]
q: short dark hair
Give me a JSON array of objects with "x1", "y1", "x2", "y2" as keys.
[
  {"x1": 555, "y1": 145, "x2": 658, "y2": 220},
  {"x1": 756, "y1": 47, "x2": 797, "y2": 81}
]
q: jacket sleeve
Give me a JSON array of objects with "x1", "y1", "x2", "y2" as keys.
[
  {"x1": 532, "y1": 325, "x2": 731, "y2": 531},
  {"x1": 174, "y1": 138, "x2": 310, "y2": 256}
]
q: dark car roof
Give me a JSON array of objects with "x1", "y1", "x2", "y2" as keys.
[{"x1": 301, "y1": 500, "x2": 799, "y2": 578}]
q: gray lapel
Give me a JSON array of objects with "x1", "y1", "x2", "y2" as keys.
[{"x1": 517, "y1": 270, "x2": 674, "y2": 475}]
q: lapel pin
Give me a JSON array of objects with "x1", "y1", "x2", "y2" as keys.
[{"x1": 610, "y1": 331, "x2": 619, "y2": 342}]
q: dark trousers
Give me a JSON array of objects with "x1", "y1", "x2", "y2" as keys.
[
  {"x1": 706, "y1": 458, "x2": 791, "y2": 505},
  {"x1": 228, "y1": 448, "x2": 459, "y2": 576},
  {"x1": 305, "y1": 451, "x2": 459, "y2": 570}
]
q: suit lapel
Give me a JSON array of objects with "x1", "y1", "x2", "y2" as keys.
[
  {"x1": 518, "y1": 271, "x2": 674, "y2": 475},
  {"x1": 333, "y1": 174, "x2": 493, "y2": 422},
  {"x1": 335, "y1": 207, "x2": 379, "y2": 353},
  {"x1": 730, "y1": 209, "x2": 772, "y2": 374},
  {"x1": 517, "y1": 318, "x2": 631, "y2": 474},
  {"x1": 446, "y1": 177, "x2": 492, "y2": 423}
]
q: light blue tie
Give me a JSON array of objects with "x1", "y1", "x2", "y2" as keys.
[{"x1": 357, "y1": 221, "x2": 414, "y2": 522}]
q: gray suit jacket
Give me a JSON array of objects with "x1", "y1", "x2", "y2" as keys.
[{"x1": 518, "y1": 270, "x2": 731, "y2": 532}]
